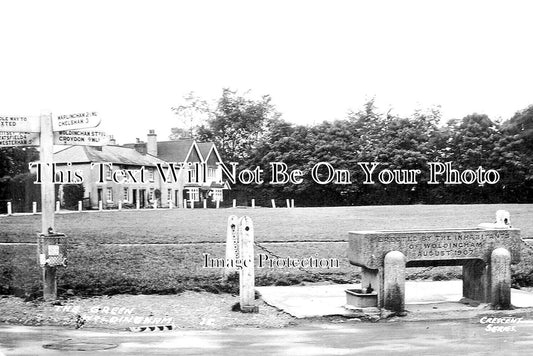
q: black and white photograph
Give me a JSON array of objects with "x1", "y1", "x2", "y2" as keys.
[{"x1": 1, "y1": 1, "x2": 533, "y2": 355}]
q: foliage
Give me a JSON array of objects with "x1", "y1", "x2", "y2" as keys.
[
  {"x1": 170, "y1": 91, "x2": 213, "y2": 140},
  {"x1": 62, "y1": 184, "x2": 85, "y2": 209},
  {"x1": 169, "y1": 90, "x2": 533, "y2": 205},
  {"x1": 0, "y1": 147, "x2": 39, "y2": 178}
]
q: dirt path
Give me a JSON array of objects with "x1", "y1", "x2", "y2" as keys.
[{"x1": 0, "y1": 292, "x2": 294, "y2": 330}]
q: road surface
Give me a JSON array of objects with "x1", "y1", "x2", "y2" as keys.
[{"x1": 1, "y1": 319, "x2": 531, "y2": 355}]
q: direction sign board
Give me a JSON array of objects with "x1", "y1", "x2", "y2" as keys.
[
  {"x1": 53, "y1": 112, "x2": 101, "y2": 131},
  {"x1": 0, "y1": 131, "x2": 40, "y2": 147},
  {"x1": 54, "y1": 130, "x2": 109, "y2": 146},
  {"x1": 0, "y1": 116, "x2": 40, "y2": 132}
]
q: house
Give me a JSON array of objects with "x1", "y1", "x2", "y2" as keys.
[{"x1": 52, "y1": 130, "x2": 229, "y2": 209}]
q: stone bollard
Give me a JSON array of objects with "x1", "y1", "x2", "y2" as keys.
[
  {"x1": 286, "y1": 199, "x2": 290, "y2": 208},
  {"x1": 190, "y1": 200, "x2": 194, "y2": 209},
  {"x1": 233, "y1": 199, "x2": 236, "y2": 208},
  {"x1": 291, "y1": 199, "x2": 295, "y2": 208},
  {"x1": 216, "y1": 200, "x2": 220, "y2": 209},
  {"x1": 136, "y1": 199, "x2": 140, "y2": 210},
  {"x1": 169, "y1": 201, "x2": 173, "y2": 209},
  {"x1": 7, "y1": 202, "x2": 12, "y2": 215},
  {"x1": 271, "y1": 199, "x2": 276, "y2": 208},
  {"x1": 491, "y1": 248, "x2": 512, "y2": 309},
  {"x1": 153, "y1": 199, "x2": 157, "y2": 210},
  {"x1": 183, "y1": 199, "x2": 187, "y2": 209},
  {"x1": 118, "y1": 201, "x2": 122, "y2": 210},
  {"x1": 98, "y1": 200, "x2": 103, "y2": 211},
  {"x1": 238, "y1": 216, "x2": 258, "y2": 313},
  {"x1": 33, "y1": 202, "x2": 37, "y2": 215},
  {"x1": 251, "y1": 199, "x2": 255, "y2": 209},
  {"x1": 56, "y1": 201, "x2": 60, "y2": 213},
  {"x1": 203, "y1": 200, "x2": 207, "y2": 209},
  {"x1": 225, "y1": 215, "x2": 239, "y2": 277},
  {"x1": 383, "y1": 251, "x2": 406, "y2": 313},
  {"x1": 78, "y1": 201, "x2": 82, "y2": 212}
]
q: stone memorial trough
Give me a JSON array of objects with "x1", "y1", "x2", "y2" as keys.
[{"x1": 347, "y1": 225, "x2": 522, "y2": 312}]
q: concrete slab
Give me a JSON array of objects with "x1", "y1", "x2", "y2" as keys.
[{"x1": 256, "y1": 280, "x2": 533, "y2": 318}]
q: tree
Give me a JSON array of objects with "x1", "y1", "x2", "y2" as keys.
[
  {"x1": 62, "y1": 184, "x2": 85, "y2": 209},
  {"x1": 197, "y1": 89, "x2": 281, "y2": 163},
  {"x1": 0, "y1": 147, "x2": 40, "y2": 212},
  {"x1": 0, "y1": 147, "x2": 39, "y2": 178},
  {"x1": 170, "y1": 92, "x2": 213, "y2": 140}
]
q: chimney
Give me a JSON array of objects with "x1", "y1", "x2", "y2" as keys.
[
  {"x1": 147, "y1": 129, "x2": 157, "y2": 157},
  {"x1": 109, "y1": 135, "x2": 116, "y2": 145}
]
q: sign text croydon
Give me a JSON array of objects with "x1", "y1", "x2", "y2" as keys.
[{"x1": 53, "y1": 130, "x2": 108, "y2": 146}]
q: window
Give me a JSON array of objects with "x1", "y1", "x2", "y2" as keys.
[
  {"x1": 149, "y1": 188, "x2": 155, "y2": 201},
  {"x1": 207, "y1": 167, "x2": 216, "y2": 179},
  {"x1": 148, "y1": 168, "x2": 154, "y2": 182},
  {"x1": 106, "y1": 188, "x2": 113, "y2": 202},
  {"x1": 189, "y1": 166, "x2": 197, "y2": 183},
  {"x1": 167, "y1": 189, "x2": 172, "y2": 202},
  {"x1": 123, "y1": 188, "x2": 129, "y2": 202},
  {"x1": 105, "y1": 166, "x2": 112, "y2": 180},
  {"x1": 188, "y1": 188, "x2": 199, "y2": 202},
  {"x1": 212, "y1": 188, "x2": 223, "y2": 202}
]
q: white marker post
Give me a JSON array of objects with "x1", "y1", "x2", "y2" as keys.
[
  {"x1": 55, "y1": 201, "x2": 60, "y2": 213},
  {"x1": 203, "y1": 200, "x2": 207, "y2": 209},
  {"x1": 98, "y1": 200, "x2": 103, "y2": 211},
  {"x1": 7, "y1": 202, "x2": 12, "y2": 215},
  {"x1": 40, "y1": 113, "x2": 57, "y2": 301},
  {"x1": 183, "y1": 199, "x2": 187, "y2": 209},
  {"x1": 291, "y1": 199, "x2": 295, "y2": 208},
  {"x1": 216, "y1": 200, "x2": 220, "y2": 209},
  {"x1": 238, "y1": 216, "x2": 258, "y2": 313},
  {"x1": 169, "y1": 201, "x2": 173, "y2": 209},
  {"x1": 251, "y1": 199, "x2": 255, "y2": 209},
  {"x1": 286, "y1": 199, "x2": 290, "y2": 208},
  {"x1": 78, "y1": 201, "x2": 82, "y2": 212},
  {"x1": 118, "y1": 201, "x2": 122, "y2": 211},
  {"x1": 32, "y1": 202, "x2": 37, "y2": 215},
  {"x1": 225, "y1": 215, "x2": 239, "y2": 278},
  {"x1": 233, "y1": 199, "x2": 236, "y2": 208},
  {"x1": 271, "y1": 199, "x2": 276, "y2": 208}
]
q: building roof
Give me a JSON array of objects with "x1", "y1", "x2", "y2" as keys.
[
  {"x1": 196, "y1": 142, "x2": 214, "y2": 160},
  {"x1": 155, "y1": 140, "x2": 195, "y2": 162},
  {"x1": 53, "y1": 145, "x2": 165, "y2": 166}
]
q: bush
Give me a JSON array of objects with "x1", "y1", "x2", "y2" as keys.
[{"x1": 62, "y1": 184, "x2": 85, "y2": 209}]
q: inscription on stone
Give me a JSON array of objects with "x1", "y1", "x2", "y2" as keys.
[
  {"x1": 376, "y1": 231, "x2": 511, "y2": 260},
  {"x1": 348, "y1": 228, "x2": 520, "y2": 270}
]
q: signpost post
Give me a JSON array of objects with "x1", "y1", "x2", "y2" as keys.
[
  {"x1": 1, "y1": 111, "x2": 105, "y2": 301},
  {"x1": 40, "y1": 114, "x2": 57, "y2": 301}
]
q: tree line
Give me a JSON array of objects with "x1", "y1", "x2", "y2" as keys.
[
  {"x1": 1, "y1": 89, "x2": 531, "y2": 211},
  {"x1": 173, "y1": 89, "x2": 533, "y2": 206}
]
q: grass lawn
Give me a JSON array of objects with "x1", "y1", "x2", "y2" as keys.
[{"x1": 1, "y1": 204, "x2": 532, "y2": 297}]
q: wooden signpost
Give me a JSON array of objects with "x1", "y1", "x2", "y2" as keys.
[
  {"x1": 0, "y1": 116, "x2": 40, "y2": 132},
  {"x1": 2, "y1": 111, "x2": 106, "y2": 301},
  {"x1": 0, "y1": 132, "x2": 40, "y2": 147}
]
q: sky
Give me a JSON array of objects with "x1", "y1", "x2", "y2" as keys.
[{"x1": 0, "y1": 0, "x2": 532, "y2": 144}]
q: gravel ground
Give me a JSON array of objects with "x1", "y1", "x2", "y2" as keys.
[{"x1": 0, "y1": 292, "x2": 295, "y2": 330}]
